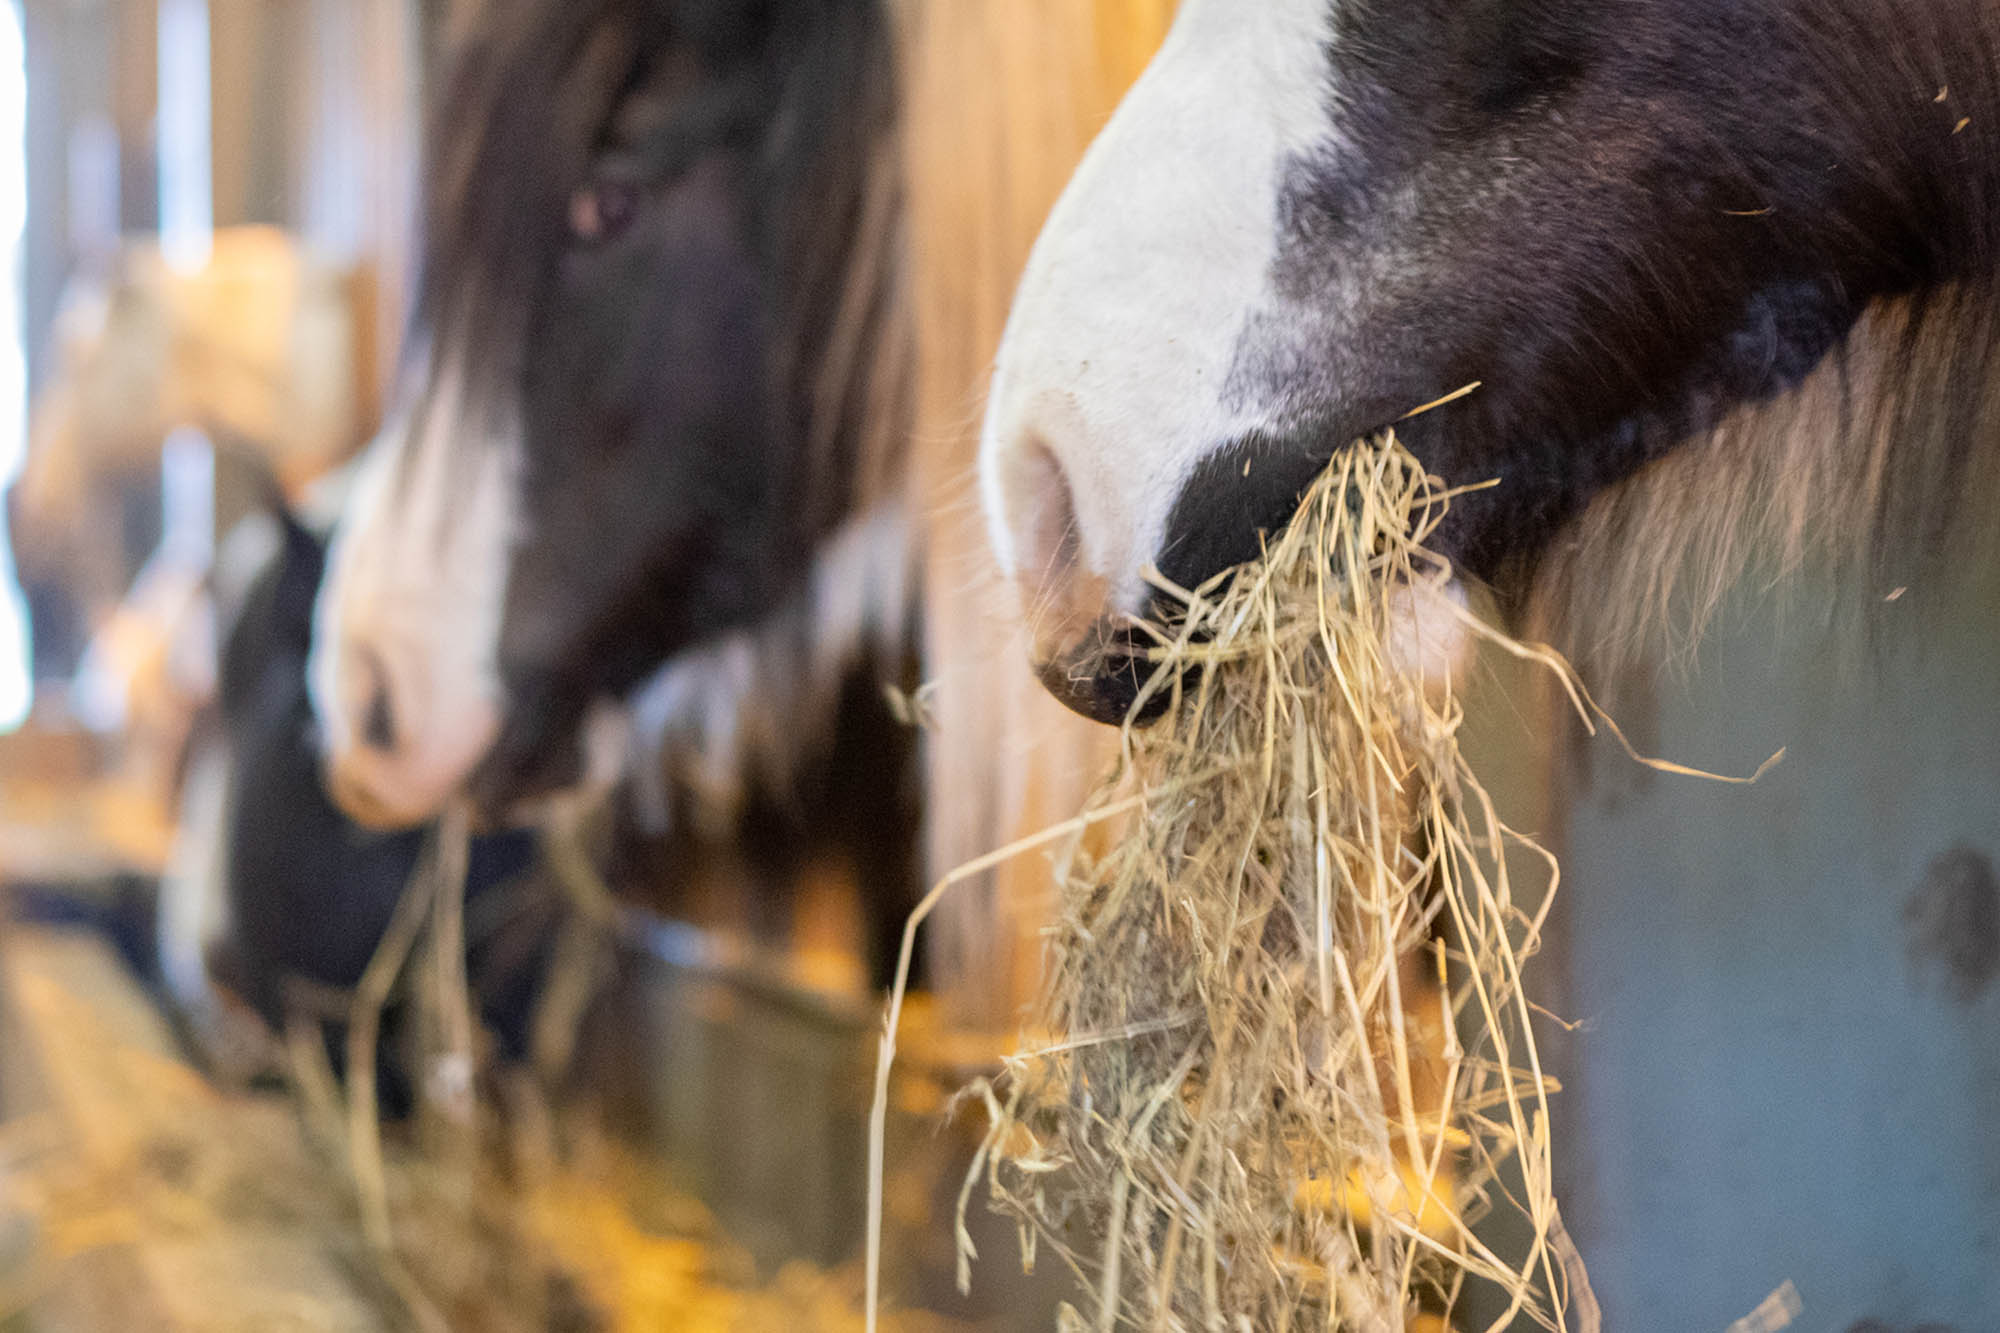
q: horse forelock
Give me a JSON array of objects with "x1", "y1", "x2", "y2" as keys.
[
  {"x1": 758, "y1": 0, "x2": 911, "y2": 535},
  {"x1": 407, "y1": 0, "x2": 909, "y2": 514},
  {"x1": 362, "y1": 0, "x2": 637, "y2": 536},
  {"x1": 390, "y1": 0, "x2": 913, "y2": 818},
  {"x1": 417, "y1": 0, "x2": 639, "y2": 335}
]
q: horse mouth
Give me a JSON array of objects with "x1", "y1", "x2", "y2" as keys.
[
  {"x1": 326, "y1": 759, "x2": 445, "y2": 833},
  {"x1": 464, "y1": 702, "x2": 588, "y2": 821},
  {"x1": 1033, "y1": 614, "x2": 1181, "y2": 728}
]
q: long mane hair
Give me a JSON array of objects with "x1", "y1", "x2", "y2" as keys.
[
  {"x1": 413, "y1": 0, "x2": 918, "y2": 840},
  {"x1": 1525, "y1": 1, "x2": 2000, "y2": 672},
  {"x1": 414, "y1": 0, "x2": 911, "y2": 518},
  {"x1": 1531, "y1": 286, "x2": 2000, "y2": 673}
]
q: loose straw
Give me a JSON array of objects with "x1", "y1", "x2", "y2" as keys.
[
  {"x1": 341, "y1": 806, "x2": 475, "y2": 1333},
  {"x1": 867, "y1": 429, "x2": 1777, "y2": 1332}
]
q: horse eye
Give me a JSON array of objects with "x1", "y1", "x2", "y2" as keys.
[{"x1": 568, "y1": 180, "x2": 641, "y2": 245}]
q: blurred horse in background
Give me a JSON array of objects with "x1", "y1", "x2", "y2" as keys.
[
  {"x1": 11, "y1": 228, "x2": 372, "y2": 808},
  {"x1": 310, "y1": 0, "x2": 922, "y2": 987},
  {"x1": 158, "y1": 475, "x2": 556, "y2": 1105},
  {"x1": 14, "y1": 227, "x2": 369, "y2": 676}
]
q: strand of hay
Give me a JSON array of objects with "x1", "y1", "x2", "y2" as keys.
[
  {"x1": 342, "y1": 816, "x2": 448, "y2": 1256},
  {"x1": 321, "y1": 802, "x2": 964, "y2": 1333},
  {"x1": 335, "y1": 804, "x2": 494, "y2": 1333},
  {"x1": 975, "y1": 435, "x2": 1555, "y2": 1332},
  {"x1": 870, "y1": 430, "x2": 1778, "y2": 1332},
  {"x1": 533, "y1": 793, "x2": 625, "y2": 1087}
]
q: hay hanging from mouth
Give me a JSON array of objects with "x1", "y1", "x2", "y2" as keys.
[{"x1": 957, "y1": 433, "x2": 1584, "y2": 1332}]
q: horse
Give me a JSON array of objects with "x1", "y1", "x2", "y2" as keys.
[
  {"x1": 972, "y1": 5, "x2": 2000, "y2": 1325},
  {"x1": 159, "y1": 488, "x2": 553, "y2": 1100},
  {"x1": 13, "y1": 227, "x2": 370, "y2": 680},
  {"x1": 977, "y1": 0, "x2": 2000, "y2": 721},
  {"x1": 306, "y1": 0, "x2": 921, "y2": 986}
]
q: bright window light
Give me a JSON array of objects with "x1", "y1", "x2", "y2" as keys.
[
  {"x1": 0, "y1": 0, "x2": 35, "y2": 732},
  {"x1": 157, "y1": 0, "x2": 213, "y2": 273}
]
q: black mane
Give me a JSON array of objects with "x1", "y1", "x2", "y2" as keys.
[
  {"x1": 414, "y1": 0, "x2": 909, "y2": 536},
  {"x1": 1519, "y1": 0, "x2": 2000, "y2": 655}
]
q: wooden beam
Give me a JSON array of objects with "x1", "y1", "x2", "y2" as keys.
[
  {"x1": 208, "y1": 0, "x2": 297, "y2": 230},
  {"x1": 896, "y1": 0, "x2": 1176, "y2": 1031},
  {"x1": 292, "y1": 0, "x2": 423, "y2": 423}
]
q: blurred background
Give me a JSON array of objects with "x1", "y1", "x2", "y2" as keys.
[
  {"x1": 3, "y1": 0, "x2": 439, "y2": 816},
  {"x1": 0, "y1": 2, "x2": 1165, "y2": 1329}
]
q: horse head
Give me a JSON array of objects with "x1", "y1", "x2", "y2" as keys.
[
  {"x1": 311, "y1": 0, "x2": 905, "y2": 826},
  {"x1": 981, "y1": 0, "x2": 1999, "y2": 722}
]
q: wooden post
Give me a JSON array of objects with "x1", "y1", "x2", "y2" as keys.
[
  {"x1": 896, "y1": 0, "x2": 1177, "y2": 1032},
  {"x1": 208, "y1": 0, "x2": 298, "y2": 230},
  {"x1": 292, "y1": 0, "x2": 426, "y2": 425},
  {"x1": 113, "y1": 0, "x2": 160, "y2": 236}
]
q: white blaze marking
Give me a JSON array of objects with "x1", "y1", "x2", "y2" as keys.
[
  {"x1": 310, "y1": 349, "x2": 518, "y2": 826},
  {"x1": 980, "y1": 0, "x2": 1336, "y2": 615}
]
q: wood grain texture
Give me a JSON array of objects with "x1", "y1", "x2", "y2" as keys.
[{"x1": 896, "y1": 0, "x2": 1176, "y2": 1029}]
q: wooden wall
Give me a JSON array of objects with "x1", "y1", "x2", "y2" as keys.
[
  {"x1": 896, "y1": 0, "x2": 1178, "y2": 1030},
  {"x1": 18, "y1": 0, "x2": 1179, "y2": 1031},
  {"x1": 297, "y1": 0, "x2": 426, "y2": 424},
  {"x1": 21, "y1": 0, "x2": 432, "y2": 415},
  {"x1": 20, "y1": 0, "x2": 144, "y2": 398}
]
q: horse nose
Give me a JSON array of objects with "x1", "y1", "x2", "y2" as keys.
[
  {"x1": 356, "y1": 648, "x2": 399, "y2": 752},
  {"x1": 321, "y1": 642, "x2": 425, "y2": 827},
  {"x1": 991, "y1": 433, "x2": 1178, "y2": 727},
  {"x1": 317, "y1": 635, "x2": 498, "y2": 830},
  {"x1": 1034, "y1": 616, "x2": 1175, "y2": 727},
  {"x1": 996, "y1": 436, "x2": 1103, "y2": 650}
]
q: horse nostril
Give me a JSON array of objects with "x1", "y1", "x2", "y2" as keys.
[
  {"x1": 357, "y1": 649, "x2": 399, "y2": 752},
  {"x1": 1002, "y1": 437, "x2": 1120, "y2": 655},
  {"x1": 1013, "y1": 438, "x2": 1081, "y2": 592},
  {"x1": 363, "y1": 683, "x2": 396, "y2": 751}
]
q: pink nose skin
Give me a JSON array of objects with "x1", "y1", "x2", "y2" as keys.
[
  {"x1": 326, "y1": 762, "x2": 422, "y2": 832},
  {"x1": 320, "y1": 640, "x2": 500, "y2": 831},
  {"x1": 995, "y1": 435, "x2": 1178, "y2": 727}
]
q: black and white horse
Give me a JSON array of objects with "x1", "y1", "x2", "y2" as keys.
[
  {"x1": 307, "y1": 0, "x2": 920, "y2": 982},
  {"x1": 981, "y1": 0, "x2": 2000, "y2": 719},
  {"x1": 160, "y1": 489, "x2": 551, "y2": 1093}
]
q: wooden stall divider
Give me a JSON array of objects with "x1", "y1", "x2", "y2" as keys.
[{"x1": 896, "y1": 0, "x2": 1177, "y2": 1034}]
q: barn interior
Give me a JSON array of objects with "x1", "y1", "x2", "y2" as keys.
[
  {"x1": 0, "y1": 3, "x2": 1157, "y2": 1328},
  {"x1": 0, "y1": 3, "x2": 1992, "y2": 1332}
]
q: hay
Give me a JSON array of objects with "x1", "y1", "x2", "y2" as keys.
[
  {"x1": 310, "y1": 807, "x2": 963, "y2": 1333},
  {"x1": 0, "y1": 800, "x2": 969, "y2": 1330},
  {"x1": 871, "y1": 428, "x2": 1776, "y2": 1332},
  {"x1": 965, "y1": 433, "x2": 1567, "y2": 1332}
]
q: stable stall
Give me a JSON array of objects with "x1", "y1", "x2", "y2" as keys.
[{"x1": 0, "y1": 3, "x2": 1993, "y2": 1333}]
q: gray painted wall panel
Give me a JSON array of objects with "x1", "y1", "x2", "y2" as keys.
[{"x1": 1547, "y1": 565, "x2": 2000, "y2": 1331}]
